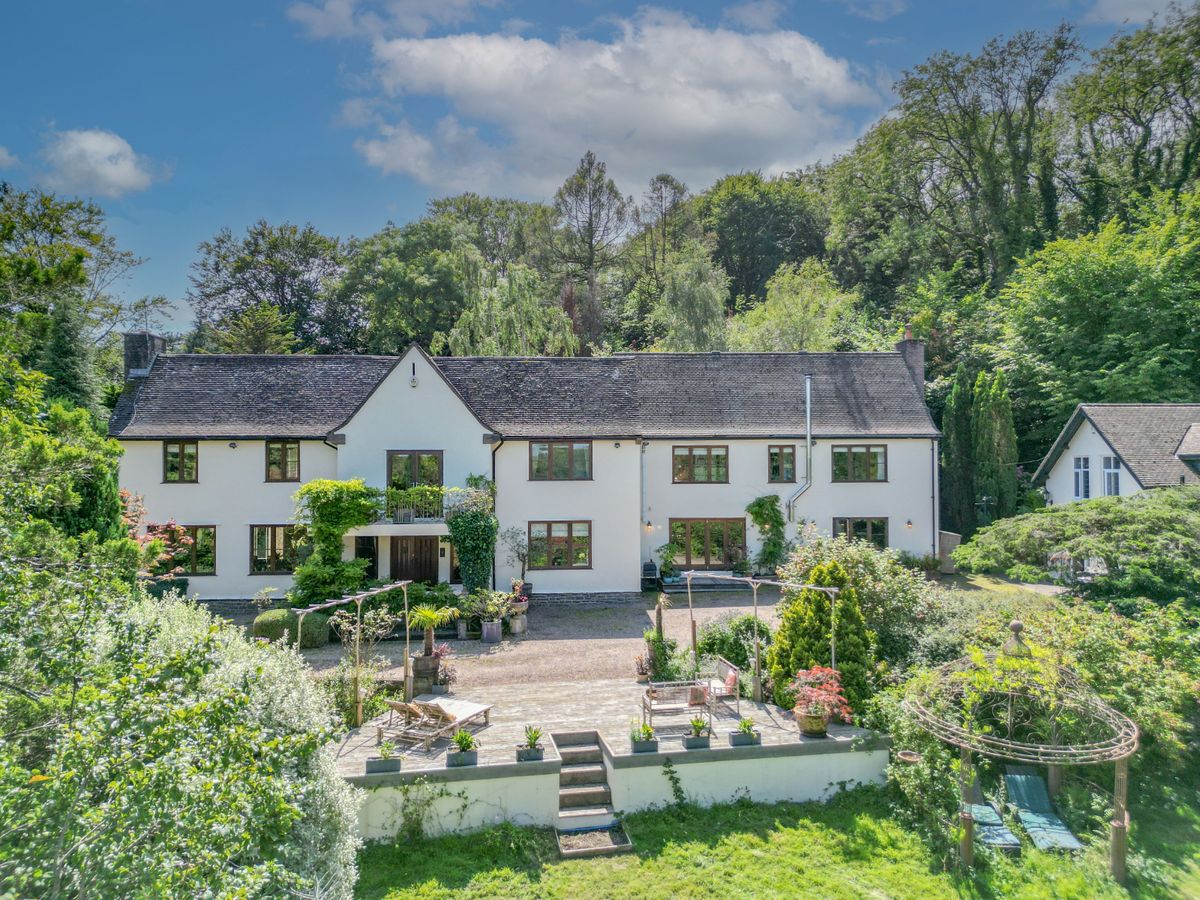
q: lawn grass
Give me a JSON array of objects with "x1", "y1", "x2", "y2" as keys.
[{"x1": 354, "y1": 777, "x2": 1200, "y2": 899}]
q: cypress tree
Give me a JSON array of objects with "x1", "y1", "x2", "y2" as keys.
[
  {"x1": 38, "y1": 298, "x2": 96, "y2": 411},
  {"x1": 941, "y1": 362, "x2": 976, "y2": 535},
  {"x1": 972, "y1": 371, "x2": 998, "y2": 526},
  {"x1": 767, "y1": 560, "x2": 872, "y2": 713},
  {"x1": 990, "y1": 370, "x2": 1019, "y2": 518}
]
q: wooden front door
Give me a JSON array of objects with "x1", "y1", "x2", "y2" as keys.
[{"x1": 390, "y1": 536, "x2": 439, "y2": 584}]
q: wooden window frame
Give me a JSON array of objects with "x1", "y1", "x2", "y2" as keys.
[
  {"x1": 165, "y1": 525, "x2": 217, "y2": 576},
  {"x1": 667, "y1": 518, "x2": 747, "y2": 570},
  {"x1": 528, "y1": 441, "x2": 593, "y2": 481},
  {"x1": 527, "y1": 520, "x2": 592, "y2": 570},
  {"x1": 162, "y1": 440, "x2": 199, "y2": 483},
  {"x1": 265, "y1": 440, "x2": 301, "y2": 482},
  {"x1": 830, "y1": 444, "x2": 888, "y2": 483},
  {"x1": 832, "y1": 517, "x2": 889, "y2": 549},
  {"x1": 767, "y1": 444, "x2": 797, "y2": 483},
  {"x1": 249, "y1": 524, "x2": 298, "y2": 575},
  {"x1": 386, "y1": 450, "x2": 444, "y2": 488},
  {"x1": 671, "y1": 445, "x2": 730, "y2": 484}
]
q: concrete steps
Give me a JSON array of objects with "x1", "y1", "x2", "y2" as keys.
[{"x1": 552, "y1": 731, "x2": 615, "y2": 830}]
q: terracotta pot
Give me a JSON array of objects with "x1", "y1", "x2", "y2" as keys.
[{"x1": 797, "y1": 709, "x2": 829, "y2": 737}]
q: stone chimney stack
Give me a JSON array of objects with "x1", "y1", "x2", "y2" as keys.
[
  {"x1": 123, "y1": 332, "x2": 167, "y2": 380},
  {"x1": 895, "y1": 323, "x2": 925, "y2": 390}
]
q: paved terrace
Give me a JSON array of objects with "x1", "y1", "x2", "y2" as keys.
[{"x1": 334, "y1": 677, "x2": 872, "y2": 777}]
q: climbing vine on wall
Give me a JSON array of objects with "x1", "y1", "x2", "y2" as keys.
[
  {"x1": 746, "y1": 494, "x2": 789, "y2": 575},
  {"x1": 446, "y1": 483, "x2": 498, "y2": 593},
  {"x1": 292, "y1": 478, "x2": 383, "y2": 603}
]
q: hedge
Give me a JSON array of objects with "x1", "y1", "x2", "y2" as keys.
[{"x1": 252, "y1": 609, "x2": 330, "y2": 648}]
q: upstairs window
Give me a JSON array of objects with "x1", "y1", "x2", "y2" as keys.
[
  {"x1": 1103, "y1": 456, "x2": 1120, "y2": 496},
  {"x1": 266, "y1": 440, "x2": 300, "y2": 482},
  {"x1": 388, "y1": 450, "x2": 443, "y2": 488},
  {"x1": 1073, "y1": 457, "x2": 1090, "y2": 499},
  {"x1": 528, "y1": 521, "x2": 591, "y2": 569},
  {"x1": 832, "y1": 445, "x2": 887, "y2": 482},
  {"x1": 163, "y1": 440, "x2": 198, "y2": 482},
  {"x1": 530, "y1": 441, "x2": 592, "y2": 480},
  {"x1": 250, "y1": 525, "x2": 298, "y2": 574},
  {"x1": 768, "y1": 445, "x2": 796, "y2": 483},
  {"x1": 672, "y1": 446, "x2": 729, "y2": 483}
]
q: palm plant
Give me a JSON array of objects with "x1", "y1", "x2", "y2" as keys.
[{"x1": 408, "y1": 603, "x2": 461, "y2": 656}]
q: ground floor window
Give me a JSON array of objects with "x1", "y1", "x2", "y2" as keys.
[
  {"x1": 250, "y1": 525, "x2": 298, "y2": 574},
  {"x1": 528, "y1": 521, "x2": 591, "y2": 569},
  {"x1": 668, "y1": 518, "x2": 746, "y2": 570},
  {"x1": 156, "y1": 525, "x2": 216, "y2": 576},
  {"x1": 354, "y1": 536, "x2": 378, "y2": 580},
  {"x1": 833, "y1": 517, "x2": 888, "y2": 549}
]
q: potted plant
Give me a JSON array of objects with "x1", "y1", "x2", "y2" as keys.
[
  {"x1": 729, "y1": 717, "x2": 761, "y2": 746},
  {"x1": 365, "y1": 740, "x2": 402, "y2": 774},
  {"x1": 729, "y1": 546, "x2": 750, "y2": 577},
  {"x1": 656, "y1": 542, "x2": 683, "y2": 583},
  {"x1": 476, "y1": 590, "x2": 513, "y2": 643},
  {"x1": 454, "y1": 593, "x2": 476, "y2": 640},
  {"x1": 501, "y1": 527, "x2": 533, "y2": 599},
  {"x1": 507, "y1": 578, "x2": 529, "y2": 635},
  {"x1": 630, "y1": 721, "x2": 658, "y2": 753},
  {"x1": 408, "y1": 603, "x2": 461, "y2": 680},
  {"x1": 633, "y1": 653, "x2": 650, "y2": 684},
  {"x1": 431, "y1": 647, "x2": 456, "y2": 695},
  {"x1": 447, "y1": 729, "x2": 479, "y2": 767},
  {"x1": 683, "y1": 716, "x2": 710, "y2": 750},
  {"x1": 516, "y1": 724, "x2": 545, "y2": 762},
  {"x1": 790, "y1": 666, "x2": 852, "y2": 738}
]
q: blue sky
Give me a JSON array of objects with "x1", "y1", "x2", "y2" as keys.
[{"x1": 0, "y1": 0, "x2": 1171, "y2": 328}]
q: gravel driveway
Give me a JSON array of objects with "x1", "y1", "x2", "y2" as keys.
[{"x1": 301, "y1": 589, "x2": 782, "y2": 688}]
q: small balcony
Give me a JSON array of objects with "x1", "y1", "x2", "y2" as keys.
[{"x1": 384, "y1": 485, "x2": 464, "y2": 524}]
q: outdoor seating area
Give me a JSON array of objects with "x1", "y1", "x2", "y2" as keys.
[{"x1": 378, "y1": 696, "x2": 493, "y2": 751}]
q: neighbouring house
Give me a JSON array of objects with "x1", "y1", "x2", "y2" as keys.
[
  {"x1": 110, "y1": 332, "x2": 940, "y2": 600},
  {"x1": 1034, "y1": 403, "x2": 1200, "y2": 505}
]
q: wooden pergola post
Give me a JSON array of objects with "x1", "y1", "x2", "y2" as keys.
[
  {"x1": 1110, "y1": 756, "x2": 1129, "y2": 884},
  {"x1": 749, "y1": 579, "x2": 763, "y2": 702}
]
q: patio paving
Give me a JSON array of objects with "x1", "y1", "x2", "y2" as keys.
[{"x1": 334, "y1": 676, "x2": 868, "y2": 778}]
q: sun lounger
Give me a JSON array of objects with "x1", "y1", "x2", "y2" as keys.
[
  {"x1": 965, "y1": 802, "x2": 1022, "y2": 855},
  {"x1": 1004, "y1": 766, "x2": 1083, "y2": 852},
  {"x1": 380, "y1": 696, "x2": 493, "y2": 751}
]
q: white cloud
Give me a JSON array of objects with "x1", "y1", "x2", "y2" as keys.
[
  {"x1": 0, "y1": 146, "x2": 17, "y2": 168},
  {"x1": 353, "y1": 8, "x2": 879, "y2": 194},
  {"x1": 41, "y1": 129, "x2": 166, "y2": 198},
  {"x1": 833, "y1": 0, "x2": 906, "y2": 21},
  {"x1": 723, "y1": 0, "x2": 786, "y2": 31},
  {"x1": 289, "y1": 0, "x2": 497, "y2": 38},
  {"x1": 1084, "y1": 0, "x2": 1172, "y2": 24}
]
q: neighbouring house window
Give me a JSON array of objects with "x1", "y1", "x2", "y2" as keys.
[
  {"x1": 158, "y1": 525, "x2": 216, "y2": 576},
  {"x1": 672, "y1": 446, "x2": 729, "y2": 483},
  {"x1": 831, "y1": 445, "x2": 887, "y2": 482},
  {"x1": 530, "y1": 441, "x2": 592, "y2": 480},
  {"x1": 1073, "y1": 457, "x2": 1090, "y2": 499},
  {"x1": 387, "y1": 450, "x2": 443, "y2": 488},
  {"x1": 668, "y1": 518, "x2": 747, "y2": 569},
  {"x1": 833, "y1": 517, "x2": 888, "y2": 549},
  {"x1": 768, "y1": 445, "x2": 796, "y2": 483},
  {"x1": 162, "y1": 440, "x2": 198, "y2": 482},
  {"x1": 1103, "y1": 456, "x2": 1120, "y2": 496},
  {"x1": 250, "y1": 525, "x2": 298, "y2": 574},
  {"x1": 528, "y1": 521, "x2": 591, "y2": 569},
  {"x1": 266, "y1": 440, "x2": 300, "y2": 482}
]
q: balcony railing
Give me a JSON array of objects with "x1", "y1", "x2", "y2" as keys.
[{"x1": 385, "y1": 485, "x2": 464, "y2": 523}]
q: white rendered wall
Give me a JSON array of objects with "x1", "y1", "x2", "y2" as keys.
[
  {"x1": 118, "y1": 438, "x2": 337, "y2": 599},
  {"x1": 1043, "y1": 422, "x2": 1139, "y2": 505},
  {"x1": 641, "y1": 438, "x2": 938, "y2": 570},
  {"x1": 493, "y1": 440, "x2": 643, "y2": 593}
]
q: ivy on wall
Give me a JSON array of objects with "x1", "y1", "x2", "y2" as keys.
[
  {"x1": 445, "y1": 483, "x2": 498, "y2": 593},
  {"x1": 291, "y1": 478, "x2": 383, "y2": 603},
  {"x1": 746, "y1": 494, "x2": 789, "y2": 575}
]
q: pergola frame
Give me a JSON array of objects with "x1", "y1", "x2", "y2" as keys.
[
  {"x1": 903, "y1": 621, "x2": 1139, "y2": 883},
  {"x1": 681, "y1": 571, "x2": 839, "y2": 702},
  {"x1": 294, "y1": 580, "x2": 412, "y2": 726}
]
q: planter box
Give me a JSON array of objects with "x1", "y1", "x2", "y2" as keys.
[
  {"x1": 481, "y1": 620, "x2": 502, "y2": 643},
  {"x1": 729, "y1": 730, "x2": 762, "y2": 747},
  {"x1": 455, "y1": 620, "x2": 469, "y2": 640},
  {"x1": 631, "y1": 738, "x2": 659, "y2": 754},
  {"x1": 430, "y1": 683, "x2": 449, "y2": 695},
  {"x1": 412, "y1": 655, "x2": 439, "y2": 677},
  {"x1": 507, "y1": 613, "x2": 527, "y2": 635},
  {"x1": 683, "y1": 735, "x2": 711, "y2": 750},
  {"x1": 515, "y1": 745, "x2": 544, "y2": 762},
  {"x1": 446, "y1": 750, "x2": 478, "y2": 767},
  {"x1": 365, "y1": 757, "x2": 402, "y2": 774}
]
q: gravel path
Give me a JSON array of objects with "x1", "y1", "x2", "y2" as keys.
[{"x1": 301, "y1": 589, "x2": 782, "y2": 688}]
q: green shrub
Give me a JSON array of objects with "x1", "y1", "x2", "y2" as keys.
[
  {"x1": 291, "y1": 479, "x2": 383, "y2": 603},
  {"x1": 745, "y1": 494, "x2": 789, "y2": 574},
  {"x1": 644, "y1": 628, "x2": 683, "y2": 680},
  {"x1": 445, "y1": 488, "x2": 498, "y2": 593},
  {"x1": 145, "y1": 576, "x2": 189, "y2": 599},
  {"x1": 252, "y1": 608, "x2": 330, "y2": 648},
  {"x1": 696, "y1": 613, "x2": 772, "y2": 672}
]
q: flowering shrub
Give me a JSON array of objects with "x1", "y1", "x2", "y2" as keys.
[{"x1": 791, "y1": 666, "x2": 853, "y2": 720}]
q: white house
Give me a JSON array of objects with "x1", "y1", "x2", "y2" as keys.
[
  {"x1": 1034, "y1": 403, "x2": 1200, "y2": 505},
  {"x1": 110, "y1": 332, "x2": 941, "y2": 600}
]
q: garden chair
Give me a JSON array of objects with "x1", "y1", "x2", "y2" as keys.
[
  {"x1": 1004, "y1": 766, "x2": 1083, "y2": 852},
  {"x1": 642, "y1": 680, "x2": 712, "y2": 731},
  {"x1": 702, "y1": 657, "x2": 741, "y2": 717}
]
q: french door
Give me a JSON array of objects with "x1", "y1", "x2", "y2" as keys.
[
  {"x1": 387, "y1": 450, "x2": 443, "y2": 489},
  {"x1": 668, "y1": 518, "x2": 746, "y2": 570}
]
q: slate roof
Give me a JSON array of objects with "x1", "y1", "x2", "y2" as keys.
[
  {"x1": 1033, "y1": 404, "x2": 1200, "y2": 489},
  {"x1": 109, "y1": 349, "x2": 938, "y2": 440}
]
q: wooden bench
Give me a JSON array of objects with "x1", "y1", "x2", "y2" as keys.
[{"x1": 642, "y1": 680, "x2": 713, "y2": 730}]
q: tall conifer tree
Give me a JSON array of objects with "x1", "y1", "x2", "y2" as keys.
[{"x1": 941, "y1": 362, "x2": 976, "y2": 535}]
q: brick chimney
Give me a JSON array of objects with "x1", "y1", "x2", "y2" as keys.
[
  {"x1": 123, "y1": 332, "x2": 166, "y2": 380},
  {"x1": 895, "y1": 323, "x2": 925, "y2": 390}
]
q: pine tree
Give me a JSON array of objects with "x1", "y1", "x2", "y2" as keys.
[
  {"x1": 37, "y1": 297, "x2": 97, "y2": 411},
  {"x1": 212, "y1": 303, "x2": 299, "y2": 354},
  {"x1": 767, "y1": 560, "x2": 873, "y2": 713},
  {"x1": 941, "y1": 362, "x2": 976, "y2": 535}
]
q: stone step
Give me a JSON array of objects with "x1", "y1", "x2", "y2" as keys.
[
  {"x1": 560, "y1": 763, "x2": 606, "y2": 787},
  {"x1": 552, "y1": 730, "x2": 601, "y2": 747},
  {"x1": 559, "y1": 784, "x2": 612, "y2": 809},
  {"x1": 558, "y1": 744, "x2": 602, "y2": 766},
  {"x1": 556, "y1": 805, "x2": 616, "y2": 830}
]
